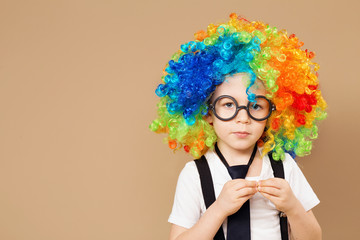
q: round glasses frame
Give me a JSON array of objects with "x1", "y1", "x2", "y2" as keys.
[{"x1": 209, "y1": 95, "x2": 276, "y2": 121}]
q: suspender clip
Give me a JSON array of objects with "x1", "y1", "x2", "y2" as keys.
[{"x1": 279, "y1": 212, "x2": 287, "y2": 218}]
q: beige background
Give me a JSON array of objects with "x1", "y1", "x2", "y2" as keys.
[{"x1": 0, "y1": 0, "x2": 359, "y2": 239}]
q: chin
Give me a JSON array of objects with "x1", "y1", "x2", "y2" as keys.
[{"x1": 224, "y1": 141, "x2": 258, "y2": 152}]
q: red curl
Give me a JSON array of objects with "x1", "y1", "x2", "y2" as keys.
[
  {"x1": 295, "y1": 113, "x2": 306, "y2": 126},
  {"x1": 271, "y1": 118, "x2": 281, "y2": 130},
  {"x1": 184, "y1": 145, "x2": 190, "y2": 152}
]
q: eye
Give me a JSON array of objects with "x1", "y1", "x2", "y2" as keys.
[
  {"x1": 250, "y1": 103, "x2": 262, "y2": 111},
  {"x1": 215, "y1": 96, "x2": 237, "y2": 111},
  {"x1": 224, "y1": 102, "x2": 234, "y2": 108}
]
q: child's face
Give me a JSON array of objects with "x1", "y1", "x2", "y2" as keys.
[{"x1": 206, "y1": 73, "x2": 268, "y2": 153}]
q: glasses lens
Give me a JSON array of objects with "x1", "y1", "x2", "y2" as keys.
[
  {"x1": 214, "y1": 96, "x2": 237, "y2": 120},
  {"x1": 248, "y1": 97, "x2": 270, "y2": 120}
]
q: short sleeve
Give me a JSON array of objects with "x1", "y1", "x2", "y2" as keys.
[
  {"x1": 285, "y1": 154, "x2": 320, "y2": 212},
  {"x1": 168, "y1": 161, "x2": 203, "y2": 229}
]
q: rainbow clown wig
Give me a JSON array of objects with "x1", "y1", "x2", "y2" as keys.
[{"x1": 150, "y1": 13, "x2": 327, "y2": 160}]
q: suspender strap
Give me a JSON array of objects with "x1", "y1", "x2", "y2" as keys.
[
  {"x1": 268, "y1": 152, "x2": 289, "y2": 240},
  {"x1": 195, "y1": 156, "x2": 225, "y2": 240},
  {"x1": 269, "y1": 153, "x2": 285, "y2": 178}
]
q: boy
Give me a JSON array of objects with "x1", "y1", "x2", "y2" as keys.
[{"x1": 150, "y1": 13, "x2": 327, "y2": 240}]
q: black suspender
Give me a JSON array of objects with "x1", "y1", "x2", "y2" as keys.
[
  {"x1": 195, "y1": 156, "x2": 226, "y2": 240},
  {"x1": 194, "y1": 152, "x2": 289, "y2": 240},
  {"x1": 268, "y1": 152, "x2": 289, "y2": 240}
]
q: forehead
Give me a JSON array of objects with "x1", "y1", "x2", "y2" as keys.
[{"x1": 212, "y1": 73, "x2": 266, "y2": 99}]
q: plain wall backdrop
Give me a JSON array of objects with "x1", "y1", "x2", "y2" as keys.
[{"x1": 0, "y1": 0, "x2": 359, "y2": 239}]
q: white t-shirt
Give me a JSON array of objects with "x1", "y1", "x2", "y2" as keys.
[{"x1": 168, "y1": 147, "x2": 320, "y2": 240}]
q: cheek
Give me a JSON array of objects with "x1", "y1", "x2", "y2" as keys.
[
  {"x1": 212, "y1": 121, "x2": 228, "y2": 136},
  {"x1": 253, "y1": 121, "x2": 267, "y2": 134}
]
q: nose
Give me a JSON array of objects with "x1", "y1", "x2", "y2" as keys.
[{"x1": 235, "y1": 107, "x2": 250, "y2": 123}]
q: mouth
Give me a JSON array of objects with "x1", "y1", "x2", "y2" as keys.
[{"x1": 233, "y1": 131, "x2": 250, "y2": 138}]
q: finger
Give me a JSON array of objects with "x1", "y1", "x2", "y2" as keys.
[
  {"x1": 232, "y1": 179, "x2": 257, "y2": 186},
  {"x1": 259, "y1": 178, "x2": 283, "y2": 189},
  {"x1": 258, "y1": 178, "x2": 277, "y2": 186},
  {"x1": 224, "y1": 179, "x2": 239, "y2": 189},
  {"x1": 246, "y1": 180, "x2": 258, "y2": 187},
  {"x1": 235, "y1": 186, "x2": 258, "y2": 198},
  {"x1": 233, "y1": 180, "x2": 257, "y2": 190},
  {"x1": 259, "y1": 191, "x2": 278, "y2": 203},
  {"x1": 258, "y1": 186, "x2": 281, "y2": 197},
  {"x1": 240, "y1": 193, "x2": 255, "y2": 202}
]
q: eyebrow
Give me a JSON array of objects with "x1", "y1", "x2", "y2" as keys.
[{"x1": 209, "y1": 94, "x2": 267, "y2": 104}]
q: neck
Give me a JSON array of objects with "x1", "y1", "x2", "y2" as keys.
[{"x1": 217, "y1": 141, "x2": 258, "y2": 166}]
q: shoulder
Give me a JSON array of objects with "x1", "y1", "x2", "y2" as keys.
[
  {"x1": 281, "y1": 152, "x2": 302, "y2": 179},
  {"x1": 180, "y1": 160, "x2": 198, "y2": 177},
  {"x1": 265, "y1": 151, "x2": 307, "y2": 182},
  {"x1": 281, "y1": 153, "x2": 312, "y2": 183},
  {"x1": 280, "y1": 152, "x2": 310, "y2": 182},
  {"x1": 276, "y1": 152, "x2": 310, "y2": 185},
  {"x1": 261, "y1": 149, "x2": 298, "y2": 180},
  {"x1": 172, "y1": 160, "x2": 203, "y2": 202},
  {"x1": 176, "y1": 160, "x2": 201, "y2": 187}
]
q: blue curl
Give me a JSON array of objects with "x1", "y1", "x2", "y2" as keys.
[{"x1": 157, "y1": 32, "x2": 263, "y2": 125}]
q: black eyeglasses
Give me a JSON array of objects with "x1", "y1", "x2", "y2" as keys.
[{"x1": 209, "y1": 95, "x2": 276, "y2": 121}]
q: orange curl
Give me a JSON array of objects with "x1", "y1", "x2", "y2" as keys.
[
  {"x1": 168, "y1": 139, "x2": 177, "y2": 149},
  {"x1": 195, "y1": 30, "x2": 208, "y2": 41}
]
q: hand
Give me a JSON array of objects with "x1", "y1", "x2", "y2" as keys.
[
  {"x1": 257, "y1": 178, "x2": 301, "y2": 215},
  {"x1": 215, "y1": 179, "x2": 257, "y2": 217}
]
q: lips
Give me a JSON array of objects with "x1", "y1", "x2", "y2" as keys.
[{"x1": 233, "y1": 131, "x2": 250, "y2": 138}]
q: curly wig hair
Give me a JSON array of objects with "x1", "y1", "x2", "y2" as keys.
[{"x1": 150, "y1": 13, "x2": 327, "y2": 160}]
